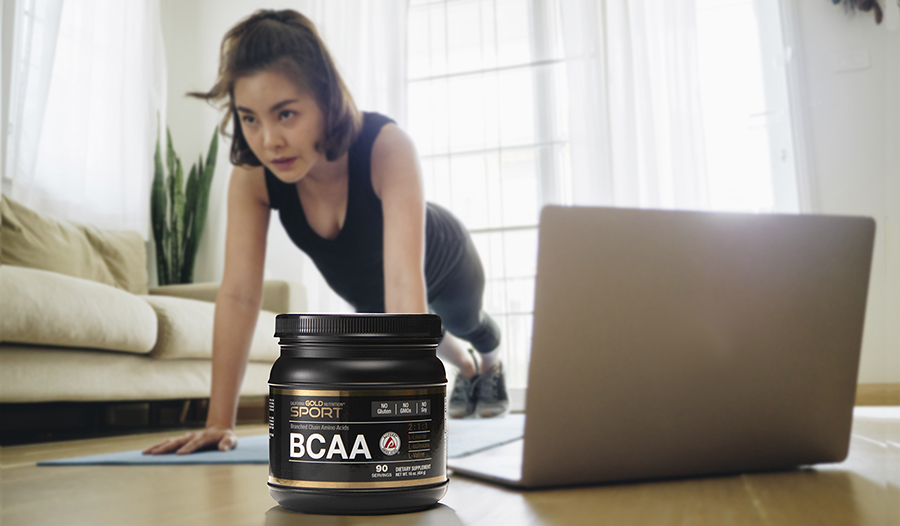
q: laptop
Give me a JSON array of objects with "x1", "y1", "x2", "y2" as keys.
[{"x1": 448, "y1": 205, "x2": 875, "y2": 488}]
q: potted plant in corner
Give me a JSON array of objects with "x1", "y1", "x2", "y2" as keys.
[{"x1": 151, "y1": 122, "x2": 219, "y2": 285}]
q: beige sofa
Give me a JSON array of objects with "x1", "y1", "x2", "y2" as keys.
[{"x1": 0, "y1": 194, "x2": 304, "y2": 405}]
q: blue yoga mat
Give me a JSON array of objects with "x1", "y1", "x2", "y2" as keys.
[{"x1": 37, "y1": 413, "x2": 525, "y2": 466}]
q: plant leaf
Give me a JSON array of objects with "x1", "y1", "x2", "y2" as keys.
[
  {"x1": 172, "y1": 157, "x2": 186, "y2": 283},
  {"x1": 182, "y1": 163, "x2": 199, "y2": 283},
  {"x1": 166, "y1": 128, "x2": 176, "y2": 187},
  {"x1": 153, "y1": 126, "x2": 220, "y2": 285},
  {"x1": 184, "y1": 128, "x2": 219, "y2": 283},
  {"x1": 194, "y1": 129, "x2": 219, "y2": 238},
  {"x1": 150, "y1": 117, "x2": 169, "y2": 285},
  {"x1": 165, "y1": 150, "x2": 176, "y2": 285}
]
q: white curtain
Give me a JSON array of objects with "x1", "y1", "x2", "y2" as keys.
[
  {"x1": 301, "y1": 0, "x2": 408, "y2": 128},
  {"x1": 4, "y1": 0, "x2": 166, "y2": 235},
  {"x1": 3, "y1": 0, "x2": 64, "y2": 199},
  {"x1": 262, "y1": 0, "x2": 408, "y2": 313},
  {"x1": 559, "y1": 0, "x2": 710, "y2": 210}
]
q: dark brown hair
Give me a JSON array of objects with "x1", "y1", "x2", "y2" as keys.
[{"x1": 188, "y1": 9, "x2": 362, "y2": 165}]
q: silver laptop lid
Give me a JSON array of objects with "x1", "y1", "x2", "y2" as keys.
[{"x1": 520, "y1": 206, "x2": 875, "y2": 487}]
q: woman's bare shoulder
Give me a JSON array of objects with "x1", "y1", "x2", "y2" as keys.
[
  {"x1": 370, "y1": 123, "x2": 422, "y2": 199},
  {"x1": 371, "y1": 124, "x2": 417, "y2": 173},
  {"x1": 372, "y1": 122, "x2": 415, "y2": 155},
  {"x1": 229, "y1": 164, "x2": 270, "y2": 207}
]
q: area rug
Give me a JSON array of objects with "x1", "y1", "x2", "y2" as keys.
[{"x1": 37, "y1": 413, "x2": 525, "y2": 466}]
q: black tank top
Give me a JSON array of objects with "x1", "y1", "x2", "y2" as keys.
[{"x1": 264, "y1": 112, "x2": 468, "y2": 312}]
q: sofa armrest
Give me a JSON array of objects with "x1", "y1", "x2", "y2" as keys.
[
  {"x1": 148, "y1": 282, "x2": 219, "y2": 303},
  {"x1": 149, "y1": 280, "x2": 306, "y2": 314},
  {"x1": 259, "y1": 280, "x2": 307, "y2": 314}
]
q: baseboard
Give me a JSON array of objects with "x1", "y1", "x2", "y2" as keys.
[
  {"x1": 0, "y1": 396, "x2": 268, "y2": 446},
  {"x1": 509, "y1": 387, "x2": 526, "y2": 413},
  {"x1": 855, "y1": 383, "x2": 900, "y2": 406},
  {"x1": 236, "y1": 395, "x2": 267, "y2": 422}
]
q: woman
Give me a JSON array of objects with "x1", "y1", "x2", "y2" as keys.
[{"x1": 144, "y1": 9, "x2": 506, "y2": 456}]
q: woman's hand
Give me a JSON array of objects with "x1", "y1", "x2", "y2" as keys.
[{"x1": 141, "y1": 426, "x2": 238, "y2": 455}]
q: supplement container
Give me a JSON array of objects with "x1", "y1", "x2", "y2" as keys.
[{"x1": 268, "y1": 313, "x2": 448, "y2": 515}]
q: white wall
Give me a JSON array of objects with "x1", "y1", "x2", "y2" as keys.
[
  {"x1": 788, "y1": 1, "x2": 900, "y2": 384},
  {"x1": 1, "y1": 0, "x2": 17, "y2": 191}
]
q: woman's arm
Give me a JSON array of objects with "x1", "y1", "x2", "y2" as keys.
[
  {"x1": 371, "y1": 124, "x2": 428, "y2": 315},
  {"x1": 205, "y1": 164, "x2": 271, "y2": 433},
  {"x1": 143, "y1": 164, "x2": 270, "y2": 454}
]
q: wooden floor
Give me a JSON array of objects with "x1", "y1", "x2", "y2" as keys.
[{"x1": 1, "y1": 407, "x2": 898, "y2": 526}]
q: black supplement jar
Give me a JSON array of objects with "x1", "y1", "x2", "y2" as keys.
[{"x1": 268, "y1": 313, "x2": 448, "y2": 515}]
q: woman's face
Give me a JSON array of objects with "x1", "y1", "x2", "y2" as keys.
[{"x1": 233, "y1": 69, "x2": 324, "y2": 183}]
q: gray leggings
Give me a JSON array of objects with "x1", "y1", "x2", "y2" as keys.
[{"x1": 427, "y1": 235, "x2": 501, "y2": 354}]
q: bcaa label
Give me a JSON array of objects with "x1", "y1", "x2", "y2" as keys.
[{"x1": 290, "y1": 432, "x2": 371, "y2": 460}]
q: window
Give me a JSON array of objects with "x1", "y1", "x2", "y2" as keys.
[
  {"x1": 3, "y1": 0, "x2": 164, "y2": 232},
  {"x1": 407, "y1": 0, "x2": 570, "y2": 388},
  {"x1": 406, "y1": 0, "x2": 798, "y2": 390},
  {"x1": 695, "y1": 0, "x2": 800, "y2": 214}
]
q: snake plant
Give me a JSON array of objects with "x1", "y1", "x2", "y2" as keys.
[{"x1": 151, "y1": 122, "x2": 219, "y2": 285}]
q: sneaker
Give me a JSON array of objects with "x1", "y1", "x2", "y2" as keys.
[
  {"x1": 474, "y1": 364, "x2": 509, "y2": 418},
  {"x1": 448, "y1": 374, "x2": 478, "y2": 418},
  {"x1": 449, "y1": 348, "x2": 480, "y2": 419}
]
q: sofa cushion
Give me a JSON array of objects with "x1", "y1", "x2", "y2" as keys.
[
  {"x1": 0, "y1": 265, "x2": 157, "y2": 353},
  {"x1": 1, "y1": 194, "x2": 148, "y2": 295},
  {"x1": 141, "y1": 295, "x2": 279, "y2": 363}
]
